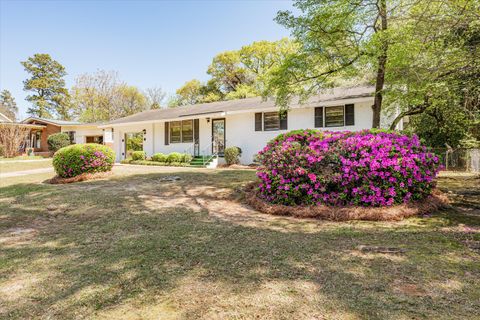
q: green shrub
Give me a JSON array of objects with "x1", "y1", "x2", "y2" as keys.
[
  {"x1": 53, "y1": 143, "x2": 115, "y2": 178},
  {"x1": 131, "y1": 151, "x2": 146, "y2": 161},
  {"x1": 151, "y1": 152, "x2": 167, "y2": 162},
  {"x1": 47, "y1": 132, "x2": 71, "y2": 152},
  {"x1": 224, "y1": 146, "x2": 242, "y2": 165},
  {"x1": 167, "y1": 152, "x2": 182, "y2": 163},
  {"x1": 181, "y1": 153, "x2": 193, "y2": 163},
  {"x1": 129, "y1": 160, "x2": 189, "y2": 167}
]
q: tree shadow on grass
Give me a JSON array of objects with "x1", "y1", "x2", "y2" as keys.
[{"x1": 0, "y1": 170, "x2": 479, "y2": 319}]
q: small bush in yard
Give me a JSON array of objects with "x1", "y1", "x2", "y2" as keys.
[
  {"x1": 167, "y1": 152, "x2": 182, "y2": 163},
  {"x1": 256, "y1": 129, "x2": 440, "y2": 207},
  {"x1": 181, "y1": 153, "x2": 193, "y2": 163},
  {"x1": 151, "y1": 152, "x2": 167, "y2": 162},
  {"x1": 131, "y1": 151, "x2": 146, "y2": 160},
  {"x1": 47, "y1": 132, "x2": 71, "y2": 152},
  {"x1": 224, "y1": 146, "x2": 242, "y2": 165},
  {"x1": 53, "y1": 143, "x2": 115, "y2": 178}
]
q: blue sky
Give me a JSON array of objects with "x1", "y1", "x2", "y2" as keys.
[{"x1": 0, "y1": 0, "x2": 293, "y2": 119}]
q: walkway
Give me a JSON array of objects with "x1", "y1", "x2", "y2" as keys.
[{"x1": 0, "y1": 167, "x2": 54, "y2": 178}]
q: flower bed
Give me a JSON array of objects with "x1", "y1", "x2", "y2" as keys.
[
  {"x1": 255, "y1": 129, "x2": 441, "y2": 208},
  {"x1": 245, "y1": 183, "x2": 447, "y2": 221}
]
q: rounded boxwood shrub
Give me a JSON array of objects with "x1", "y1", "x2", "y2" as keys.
[
  {"x1": 167, "y1": 152, "x2": 182, "y2": 163},
  {"x1": 48, "y1": 132, "x2": 71, "y2": 152},
  {"x1": 53, "y1": 143, "x2": 115, "y2": 178},
  {"x1": 151, "y1": 152, "x2": 167, "y2": 162},
  {"x1": 224, "y1": 146, "x2": 242, "y2": 165},
  {"x1": 256, "y1": 129, "x2": 440, "y2": 207},
  {"x1": 131, "y1": 150, "x2": 146, "y2": 161}
]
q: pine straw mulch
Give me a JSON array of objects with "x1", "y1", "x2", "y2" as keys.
[
  {"x1": 244, "y1": 182, "x2": 449, "y2": 221},
  {"x1": 47, "y1": 171, "x2": 113, "y2": 184}
]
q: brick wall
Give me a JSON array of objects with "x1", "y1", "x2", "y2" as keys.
[{"x1": 33, "y1": 123, "x2": 61, "y2": 152}]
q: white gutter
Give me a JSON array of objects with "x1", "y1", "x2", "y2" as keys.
[
  {"x1": 99, "y1": 96, "x2": 373, "y2": 128},
  {"x1": 99, "y1": 112, "x2": 226, "y2": 128}
]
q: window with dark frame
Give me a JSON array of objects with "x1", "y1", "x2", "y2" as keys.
[
  {"x1": 263, "y1": 112, "x2": 280, "y2": 131},
  {"x1": 315, "y1": 104, "x2": 355, "y2": 128},
  {"x1": 255, "y1": 112, "x2": 288, "y2": 131},
  {"x1": 325, "y1": 106, "x2": 345, "y2": 127},
  {"x1": 167, "y1": 120, "x2": 194, "y2": 144}
]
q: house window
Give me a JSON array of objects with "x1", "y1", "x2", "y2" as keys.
[
  {"x1": 168, "y1": 120, "x2": 194, "y2": 143},
  {"x1": 254, "y1": 112, "x2": 288, "y2": 131},
  {"x1": 170, "y1": 121, "x2": 182, "y2": 143},
  {"x1": 182, "y1": 120, "x2": 193, "y2": 142},
  {"x1": 325, "y1": 106, "x2": 345, "y2": 127},
  {"x1": 316, "y1": 104, "x2": 355, "y2": 128}
]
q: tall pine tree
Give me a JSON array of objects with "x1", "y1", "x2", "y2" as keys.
[
  {"x1": 0, "y1": 90, "x2": 18, "y2": 121},
  {"x1": 21, "y1": 54, "x2": 71, "y2": 119}
]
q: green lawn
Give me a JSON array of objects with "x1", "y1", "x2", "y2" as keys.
[
  {"x1": 0, "y1": 166, "x2": 479, "y2": 319},
  {"x1": 0, "y1": 159, "x2": 52, "y2": 174}
]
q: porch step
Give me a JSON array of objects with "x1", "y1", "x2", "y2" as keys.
[{"x1": 189, "y1": 156, "x2": 214, "y2": 168}]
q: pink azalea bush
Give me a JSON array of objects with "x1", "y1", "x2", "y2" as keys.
[
  {"x1": 53, "y1": 143, "x2": 115, "y2": 178},
  {"x1": 256, "y1": 129, "x2": 441, "y2": 207}
]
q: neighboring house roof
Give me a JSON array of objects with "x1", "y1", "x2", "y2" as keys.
[
  {"x1": 20, "y1": 117, "x2": 103, "y2": 128},
  {"x1": 22, "y1": 117, "x2": 81, "y2": 126},
  {"x1": 0, "y1": 112, "x2": 13, "y2": 123},
  {"x1": 105, "y1": 86, "x2": 375, "y2": 126}
]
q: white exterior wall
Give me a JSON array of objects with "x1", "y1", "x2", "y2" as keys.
[
  {"x1": 109, "y1": 100, "x2": 375, "y2": 164},
  {"x1": 225, "y1": 101, "x2": 373, "y2": 164},
  {"x1": 61, "y1": 126, "x2": 104, "y2": 144}
]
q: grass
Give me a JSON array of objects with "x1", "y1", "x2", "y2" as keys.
[
  {"x1": 0, "y1": 159, "x2": 52, "y2": 174},
  {"x1": 0, "y1": 166, "x2": 479, "y2": 319},
  {"x1": 0, "y1": 155, "x2": 47, "y2": 161}
]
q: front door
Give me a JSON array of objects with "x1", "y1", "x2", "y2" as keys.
[{"x1": 212, "y1": 118, "x2": 225, "y2": 156}]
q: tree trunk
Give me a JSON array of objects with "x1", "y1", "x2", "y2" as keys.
[
  {"x1": 372, "y1": 0, "x2": 388, "y2": 128},
  {"x1": 389, "y1": 108, "x2": 423, "y2": 130}
]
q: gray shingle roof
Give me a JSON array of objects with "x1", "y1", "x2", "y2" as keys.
[
  {"x1": 22, "y1": 117, "x2": 81, "y2": 126},
  {"x1": 107, "y1": 86, "x2": 375, "y2": 125}
]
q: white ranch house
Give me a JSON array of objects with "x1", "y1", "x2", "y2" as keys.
[{"x1": 101, "y1": 86, "x2": 401, "y2": 165}]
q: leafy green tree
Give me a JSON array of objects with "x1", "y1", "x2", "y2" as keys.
[
  {"x1": 269, "y1": 0, "x2": 394, "y2": 127},
  {"x1": 171, "y1": 39, "x2": 297, "y2": 105},
  {"x1": 0, "y1": 90, "x2": 18, "y2": 121},
  {"x1": 385, "y1": 0, "x2": 480, "y2": 130},
  {"x1": 21, "y1": 53, "x2": 70, "y2": 119},
  {"x1": 174, "y1": 79, "x2": 203, "y2": 106},
  {"x1": 239, "y1": 38, "x2": 299, "y2": 95},
  {"x1": 207, "y1": 51, "x2": 251, "y2": 93},
  {"x1": 114, "y1": 85, "x2": 147, "y2": 118},
  {"x1": 72, "y1": 70, "x2": 149, "y2": 122},
  {"x1": 268, "y1": 0, "x2": 479, "y2": 131},
  {"x1": 225, "y1": 84, "x2": 258, "y2": 100}
]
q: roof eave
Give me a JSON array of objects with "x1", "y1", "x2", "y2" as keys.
[{"x1": 100, "y1": 95, "x2": 373, "y2": 127}]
